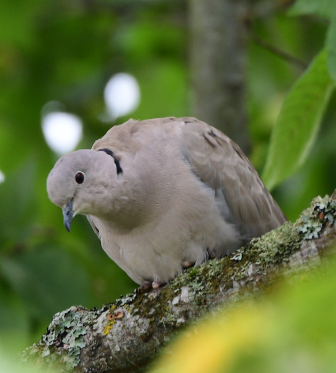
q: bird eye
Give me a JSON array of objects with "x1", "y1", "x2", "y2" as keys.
[{"x1": 75, "y1": 171, "x2": 85, "y2": 184}]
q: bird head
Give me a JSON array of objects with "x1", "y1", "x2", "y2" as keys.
[{"x1": 47, "y1": 149, "x2": 119, "y2": 231}]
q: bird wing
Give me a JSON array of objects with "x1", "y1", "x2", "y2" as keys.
[{"x1": 176, "y1": 117, "x2": 287, "y2": 241}]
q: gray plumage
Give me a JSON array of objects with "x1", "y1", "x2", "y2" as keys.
[{"x1": 47, "y1": 117, "x2": 286, "y2": 286}]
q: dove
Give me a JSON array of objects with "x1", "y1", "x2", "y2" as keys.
[{"x1": 47, "y1": 117, "x2": 286, "y2": 288}]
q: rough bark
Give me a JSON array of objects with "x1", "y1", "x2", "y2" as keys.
[
  {"x1": 20, "y1": 193, "x2": 336, "y2": 373},
  {"x1": 189, "y1": 0, "x2": 250, "y2": 153}
]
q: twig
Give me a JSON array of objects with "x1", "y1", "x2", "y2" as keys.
[{"x1": 250, "y1": 32, "x2": 308, "y2": 70}]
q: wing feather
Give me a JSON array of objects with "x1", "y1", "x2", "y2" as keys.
[{"x1": 177, "y1": 117, "x2": 287, "y2": 242}]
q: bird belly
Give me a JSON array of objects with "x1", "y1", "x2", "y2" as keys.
[
  {"x1": 100, "y1": 232, "x2": 189, "y2": 285},
  {"x1": 99, "y1": 195, "x2": 241, "y2": 285}
]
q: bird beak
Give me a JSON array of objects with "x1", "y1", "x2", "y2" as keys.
[{"x1": 62, "y1": 199, "x2": 74, "y2": 232}]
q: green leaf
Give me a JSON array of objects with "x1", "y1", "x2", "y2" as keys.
[
  {"x1": 262, "y1": 49, "x2": 334, "y2": 190},
  {"x1": 289, "y1": 0, "x2": 336, "y2": 18},
  {"x1": 327, "y1": 17, "x2": 336, "y2": 83}
]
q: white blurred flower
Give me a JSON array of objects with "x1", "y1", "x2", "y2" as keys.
[
  {"x1": 103, "y1": 73, "x2": 140, "y2": 121},
  {"x1": 0, "y1": 170, "x2": 5, "y2": 184},
  {"x1": 42, "y1": 110, "x2": 83, "y2": 155}
]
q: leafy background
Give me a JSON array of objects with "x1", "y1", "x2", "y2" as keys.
[{"x1": 0, "y1": 0, "x2": 335, "y2": 356}]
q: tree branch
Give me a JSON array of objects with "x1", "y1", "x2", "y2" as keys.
[{"x1": 20, "y1": 194, "x2": 336, "y2": 372}]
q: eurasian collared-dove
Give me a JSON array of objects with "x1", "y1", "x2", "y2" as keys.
[{"x1": 47, "y1": 117, "x2": 286, "y2": 288}]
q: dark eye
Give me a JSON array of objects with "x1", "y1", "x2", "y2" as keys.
[{"x1": 75, "y1": 171, "x2": 85, "y2": 184}]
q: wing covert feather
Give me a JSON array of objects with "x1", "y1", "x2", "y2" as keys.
[{"x1": 177, "y1": 118, "x2": 287, "y2": 241}]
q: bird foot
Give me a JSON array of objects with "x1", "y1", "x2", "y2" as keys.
[
  {"x1": 138, "y1": 280, "x2": 163, "y2": 293},
  {"x1": 182, "y1": 261, "x2": 195, "y2": 268},
  {"x1": 207, "y1": 249, "x2": 216, "y2": 259},
  {"x1": 152, "y1": 280, "x2": 162, "y2": 289},
  {"x1": 138, "y1": 282, "x2": 152, "y2": 292}
]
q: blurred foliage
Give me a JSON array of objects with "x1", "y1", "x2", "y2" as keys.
[
  {"x1": 152, "y1": 252, "x2": 336, "y2": 373},
  {"x1": 0, "y1": 351, "x2": 60, "y2": 373},
  {"x1": 0, "y1": 0, "x2": 335, "y2": 358}
]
